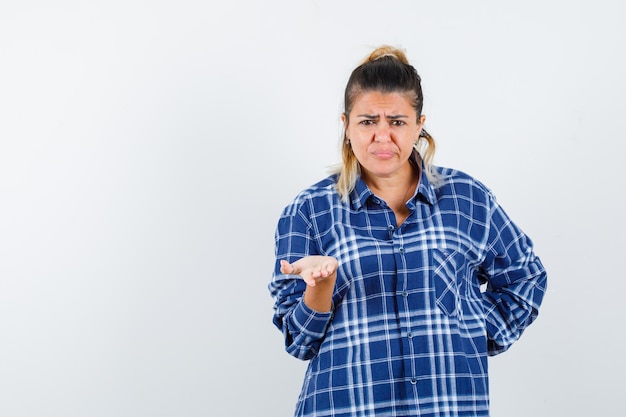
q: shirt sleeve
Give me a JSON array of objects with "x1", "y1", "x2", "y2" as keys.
[
  {"x1": 268, "y1": 198, "x2": 334, "y2": 361},
  {"x1": 481, "y1": 194, "x2": 547, "y2": 356}
]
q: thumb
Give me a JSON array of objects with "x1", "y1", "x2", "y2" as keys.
[{"x1": 280, "y1": 259, "x2": 298, "y2": 275}]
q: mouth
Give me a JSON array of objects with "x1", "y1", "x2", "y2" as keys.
[{"x1": 372, "y1": 150, "x2": 395, "y2": 160}]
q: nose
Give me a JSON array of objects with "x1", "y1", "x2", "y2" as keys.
[{"x1": 374, "y1": 121, "x2": 391, "y2": 142}]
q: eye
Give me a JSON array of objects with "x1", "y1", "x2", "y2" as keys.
[
  {"x1": 391, "y1": 120, "x2": 406, "y2": 126},
  {"x1": 358, "y1": 120, "x2": 375, "y2": 126}
]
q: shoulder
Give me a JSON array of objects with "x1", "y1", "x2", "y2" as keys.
[
  {"x1": 432, "y1": 165, "x2": 497, "y2": 204},
  {"x1": 281, "y1": 175, "x2": 339, "y2": 217}
]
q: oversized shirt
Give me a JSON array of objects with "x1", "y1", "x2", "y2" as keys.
[{"x1": 268, "y1": 162, "x2": 547, "y2": 417}]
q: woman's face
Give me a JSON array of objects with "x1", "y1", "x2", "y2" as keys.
[{"x1": 343, "y1": 90, "x2": 425, "y2": 181}]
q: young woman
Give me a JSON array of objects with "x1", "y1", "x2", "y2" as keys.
[{"x1": 268, "y1": 45, "x2": 547, "y2": 417}]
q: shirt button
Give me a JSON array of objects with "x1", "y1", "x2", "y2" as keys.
[
  {"x1": 410, "y1": 377, "x2": 417, "y2": 385},
  {"x1": 401, "y1": 291, "x2": 408, "y2": 297},
  {"x1": 407, "y1": 331, "x2": 413, "y2": 338},
  {"x1": 399, "y1": 247, "x2": 405, "y2": 254}
]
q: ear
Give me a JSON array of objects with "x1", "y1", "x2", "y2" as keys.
[
  {"x1": 342, "y1": 113, "x2": 350, "y2": 136},
  {"x1": 417, "y1": 114, "x2": 426, "y2": 135}
]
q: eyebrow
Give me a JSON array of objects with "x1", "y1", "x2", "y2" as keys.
[{"x1": 356, "y1": 114, "x2": 409, "y2": 119}]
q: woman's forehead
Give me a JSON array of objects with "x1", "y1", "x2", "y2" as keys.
[{"x1": 350, "y1": 91, "x2": 416, "y2": 113}]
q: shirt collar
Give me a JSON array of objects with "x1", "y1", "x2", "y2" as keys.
[{"x1": 350, "y1": 176, "x2": 375, "y2": 210}]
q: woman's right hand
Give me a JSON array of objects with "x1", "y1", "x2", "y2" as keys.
[{"x1": 280, "y1": 256, "x2": 338, "y2": 287}]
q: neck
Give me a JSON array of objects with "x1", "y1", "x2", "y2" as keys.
[{"x1": 364, "y1": 163, "x2": 416, "y2": 198}]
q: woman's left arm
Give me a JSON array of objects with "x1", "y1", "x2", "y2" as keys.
[{"x1": 481, "y1": 198, "x2": 548, "y2": 356}]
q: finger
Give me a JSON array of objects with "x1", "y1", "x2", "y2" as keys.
[{"x1": 279, "y1": 259, "x2": 292, "y2": 274}]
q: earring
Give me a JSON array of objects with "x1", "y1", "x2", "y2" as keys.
[{"x1": 345, "y1": 138, "x2": 351, "y2": 145}]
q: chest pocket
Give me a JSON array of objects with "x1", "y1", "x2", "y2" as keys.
[{"x1": 432, "y1": 249, "x2": 466, "y2": 317}]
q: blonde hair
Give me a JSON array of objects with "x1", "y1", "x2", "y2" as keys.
[{"x1": 333, "y1": 45, "x2": 438, "y2": 201}]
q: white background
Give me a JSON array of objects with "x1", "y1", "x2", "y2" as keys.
[{"x1": 1, "y1": 1, "x2": 624, "y2": 416}]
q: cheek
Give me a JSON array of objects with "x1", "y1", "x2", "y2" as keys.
[
  {"x1": 345, "y1": 125, "x2": 354, "y2": 139},
  {"x1": 349, "y1": 138, "x2": 367, "y2": 158}
]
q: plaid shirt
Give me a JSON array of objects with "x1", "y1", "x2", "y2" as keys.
[{"x1": 269, "y1": 162, "x2": 547, "y2": 417}]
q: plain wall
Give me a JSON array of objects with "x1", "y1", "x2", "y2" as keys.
[{"x1": 1, "y1": 1, "x2": 624, "y2": 416}]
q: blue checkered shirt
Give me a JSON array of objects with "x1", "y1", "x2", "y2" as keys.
[{"x1": 269, "y1": 163, "x2": 547, "y2": 417}]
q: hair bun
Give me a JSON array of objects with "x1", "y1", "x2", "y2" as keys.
[{"x1": 365, "y1": 45, "x2": 409, "y2": 65}]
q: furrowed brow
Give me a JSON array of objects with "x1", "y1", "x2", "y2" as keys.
[{"x1": 355, "y1": 114, "x2": 409, "y2": 119}]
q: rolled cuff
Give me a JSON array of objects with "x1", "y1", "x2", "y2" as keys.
[{"x1": 291, "y1": 298, "x2": 334, "y2": 340}]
